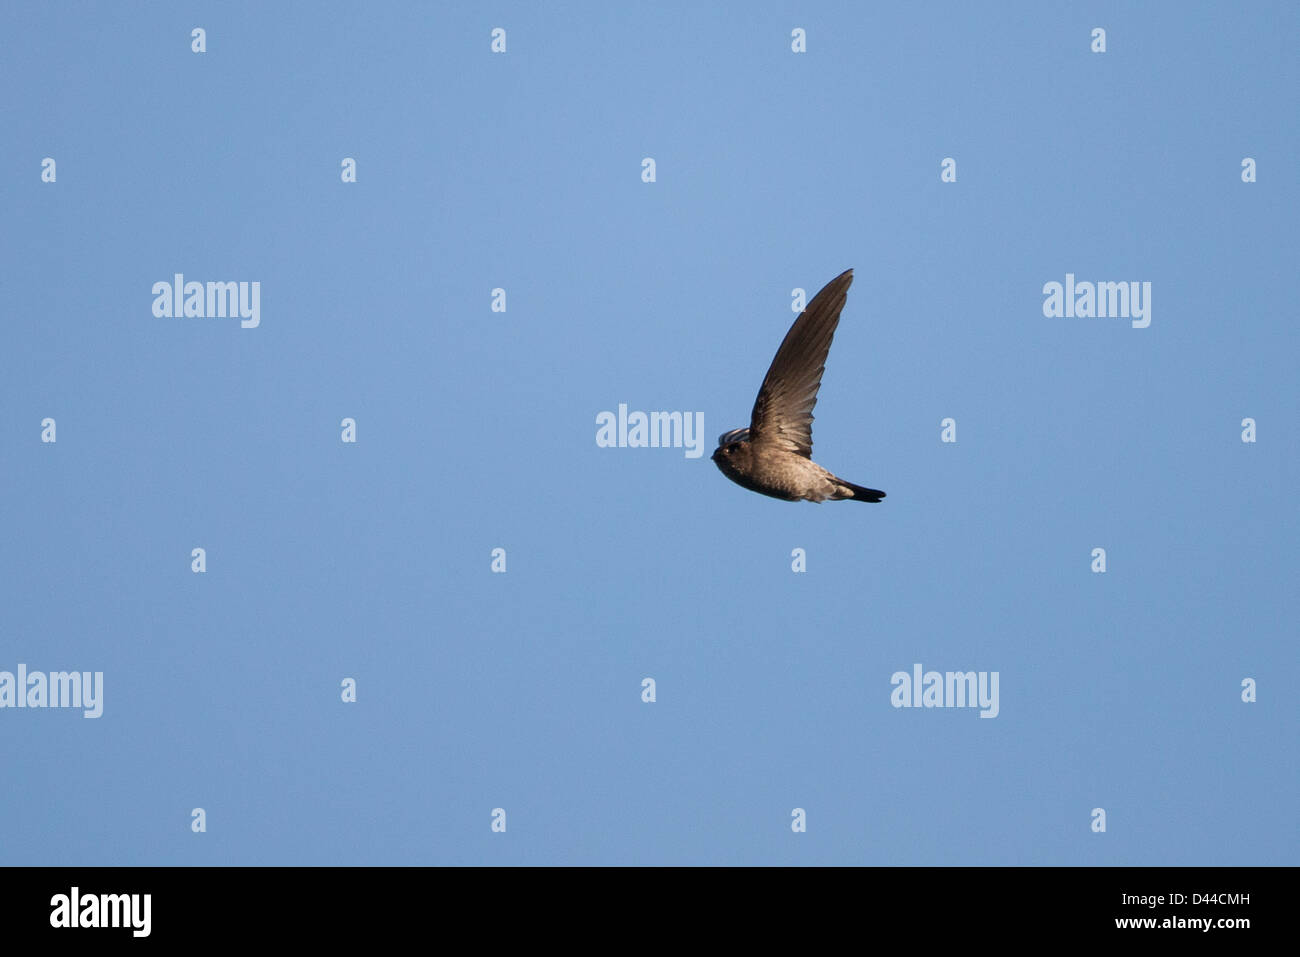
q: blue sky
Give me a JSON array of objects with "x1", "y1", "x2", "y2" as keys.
[{"x1": 2, "y1": 2, "x2": 1296, "y2": 865}]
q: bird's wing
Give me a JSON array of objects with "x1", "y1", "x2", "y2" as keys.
[{"x1": 748, "y1": 268, "x2": 853, "y2": 458}]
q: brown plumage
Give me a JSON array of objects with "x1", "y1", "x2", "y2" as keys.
[{"x1": 712, "y1": 268, "x2": 885, "y2": 504}]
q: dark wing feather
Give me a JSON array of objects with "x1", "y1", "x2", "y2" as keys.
[{"x1": 748, "y1": 268, "x2": 853, "y2": 458}]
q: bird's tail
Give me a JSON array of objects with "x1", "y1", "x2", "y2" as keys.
[{"x1": 834, "y1": 479, "x2": 886, "y2": 503}]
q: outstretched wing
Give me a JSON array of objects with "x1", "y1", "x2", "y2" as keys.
[{"x1": 748, "y1": 268, "x2": 853, "y2": 458}]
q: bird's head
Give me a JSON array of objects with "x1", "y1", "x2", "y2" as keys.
[{"x1": 713, "y1": 428, "x2": 750, "y2": 465}]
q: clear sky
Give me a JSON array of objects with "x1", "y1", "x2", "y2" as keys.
[{"x1": 2, "y1": 2, "x2": 1296, "y2": 865}]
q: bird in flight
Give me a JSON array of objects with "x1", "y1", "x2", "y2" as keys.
[{"x1": 712, "y1": 268, "x2": 885, "y2": 504}]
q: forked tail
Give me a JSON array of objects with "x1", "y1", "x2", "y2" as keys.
[{"x1": 835, "y1": 480, "x2": 886, "y2": 503}]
